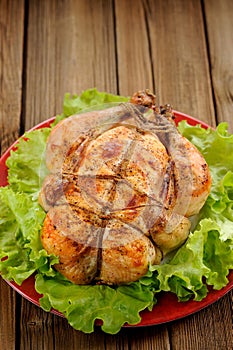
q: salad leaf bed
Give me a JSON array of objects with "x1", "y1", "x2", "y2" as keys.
[{"x1": 0, "y1": 89, "x2": 232, "y2": 334}]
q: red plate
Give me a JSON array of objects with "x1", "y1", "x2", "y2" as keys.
[{"x1": 0, "y1": 111, "x2": 232, "y2": 327}]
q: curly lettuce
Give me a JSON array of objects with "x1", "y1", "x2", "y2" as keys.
[{"x1": 0, "y1": 89, "x2": 232, "y2": 334}]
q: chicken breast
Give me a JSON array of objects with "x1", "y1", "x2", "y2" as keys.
[{"x1": 39, "y1": 90, "x2": 211, "y2": 285}]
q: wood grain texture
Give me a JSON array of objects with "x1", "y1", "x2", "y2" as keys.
[
  {"x1": 119, "y1": 326, "x2": 171, "y2": 350},
  {"x1": 204, "y1": 0, "x2": 233, "y2": 131},
  {"x1": 0, "y1": 280, "x2": 17, "y2": 350},
  {"x1": 0, "y1": 1, "x2": 24, "y2": 349},
  {"x1": 24, "y1": 0, "x2": 117, "y2": 130},
  {"x1": 115, "y1": 0, "x2": 154, "y2": 96},
  {"x1": 169, "y1": 293, "x2": 233, "y2": 350},
  {"x1": 115, "y1": 0, "x2": 215, "y2": 125},
  {"x1": 145, "y1": 0, "x2": 216, "y2": 125},
  {"x1": 20, "y1": 299, "x2": 107, "y2": 350},
  {"x1": 0, "y1": 0, "x2": 24, "y2": 153},
  {"x1": 115, "y1": 1, "x2": 232, "y2": 349},
  {"x1": 20, "y1": 1, "x2": 119, "y2": 348},
  {"x1": 0, "y1": 0, "x2": 232, "y2": 349}
]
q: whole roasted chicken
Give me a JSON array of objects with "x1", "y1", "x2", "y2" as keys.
[{"x1": 39, "y1": 90, "x2": 211, "y2": 285}]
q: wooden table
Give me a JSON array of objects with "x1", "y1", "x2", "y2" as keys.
[{"x1": 0, "y1": 1, "x2": 232, "y2": 349}]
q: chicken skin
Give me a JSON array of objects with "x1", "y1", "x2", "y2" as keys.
[{"x1": 39, "y1": 90, "x2": 211, "y2": 285}]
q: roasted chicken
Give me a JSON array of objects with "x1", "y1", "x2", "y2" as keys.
[{"x1": 39, "y1": 90, "x2": 211, "y2": 285}]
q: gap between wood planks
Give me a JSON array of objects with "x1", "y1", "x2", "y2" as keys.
[
  {"x1": 200, "y1": 0, "x2": 217, "y2": 124},
  {"x1": 19, "y1": 0, "x2": 29, "y2": 137}
]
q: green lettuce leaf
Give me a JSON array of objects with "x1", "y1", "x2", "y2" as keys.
[
  {"x1": 178, "y1": 121, "x2": 233, "y2": 244},
  {"x1": 150, "y1": 218, "x2": 233, "y2": 302},
  {"x1": 6, "y1": 128, "x2": 50, "y2": 198},
  {"x1": 178, "y1": 121, "x2": 233, "y2": 185},
  {"x1": 0, "y1": 187, "x2": 57, "y2": 284},
  {"x1": 53, "y1": 88, "x2": 129, "y2": 125},
  {"x1": 35, "y1": 273, "x2": 155, "y2": 334},
  {"x1": 0, "y1": 89, "x2": 232, "y2": 334}
]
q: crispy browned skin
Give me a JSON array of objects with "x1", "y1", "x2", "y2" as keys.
[
  {"x1": 42, "y1": 205, "x2": 161, "y2": 285},
  {"x1": 39, "y1": 90, "x2": 211, "y2": 285},
  {"x1": 41, "y1": 213, "x2": 98, "y2": 284}
]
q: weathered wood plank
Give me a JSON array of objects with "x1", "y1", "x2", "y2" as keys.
[
  {"x1": 24, "y1": 0, "x2": 117, "y2": 130},
  {"x1": 115, "y1": 0, "x2": 215, "y2": 125},
  {"x1": 144, "y1": 1, "x2": 232, "y2": 348},
  {"x1": 0, "y1": 1, "x2": 24, "y2": 349},
  {"x1": 115, "y1": 1, "x2": 232, "y2": 349},
  {"x1": 169, "y1": 293, "x2": 233, "y2": 350},
  {"x1": 19, "y1": 305, "x2": 56, "y2": 350},
  {"x1": 0, "y1": 0, "x2": 24, "y2": 152},
  {"x1": 145, "y1": 0, "x2": 215, "y2": 125},
  {"x1": 20, "y1": 0, "x2": 118, "y2": 349},
  {"x1": 204, "y1": 0, "x2": 233, "y2": 131},
  {"x1": 20, "y1": 303, "x2": 108, "y2": 350},
  {"x1": 1, "y1": 1, "x2": 231, "y2": 349},
  {"x1": 0, "y1": 280, "x2": 17, "y2": 350},
  {"x1": 115, "y1": 0, "x2": 154, "y2": 96},
  {"x1": 121, "y1": 326, "x2": 171, "y2": 350}
]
